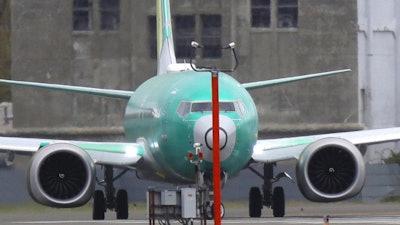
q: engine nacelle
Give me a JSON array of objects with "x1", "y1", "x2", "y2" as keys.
[
  {"x1": 27, "y1": 143, "x2": 96, "y2": 208},
  {"x1": 296, "y1": 137, "x2": 365, "y2": 202},
  {"x1": 0, "y1": 151, "x2": 15, "y2": 167}
]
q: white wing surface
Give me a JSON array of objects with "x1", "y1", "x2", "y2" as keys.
[
  {"x1": 0, "y1": 136, "x2": 143, "y2": 166},
  {"x1": 252, "y1": 127, "x2": 400, "y2": 163}
]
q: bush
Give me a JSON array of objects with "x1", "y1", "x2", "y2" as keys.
[{"x1": 383, "y1": 150, "x2": 400, "y2": 164}]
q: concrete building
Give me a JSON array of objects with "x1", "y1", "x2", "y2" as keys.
[
  {"x1": 356, "y1": 0, "x2": 400, "y2": 164},
  {"x1": 10, "y1": 0, "x2": 359, "y2": 134},
  {"x1": 358, "y1": 0, "x2": 400, "y2": 129}
]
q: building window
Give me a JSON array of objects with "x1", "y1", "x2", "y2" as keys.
[
  {"x1": 99, "y1": 0, "x2": 120, "y2": 30},
  {"x1": 251, "y1": 0, "x2": 298, "y2": 29},
  {"x1": 73, "y1": 0, "x2": 93, "y2": 31},
  {"x1": 148, "y1": 16, "x2": 157, "y2": 59},
  {"x1": 251, "y1": 0, "x2": 271, "y2": 28},
  {"x1": 148, "y1": 13, "x2": 222, "y2": 60},
  {"x1": 201, "y1": 15, "x2": 221, "y2": 58},
  {"x1": 277, "y1": 0, "x2": 298, "y2": 28},
  {"x1": 174, "y1": 15, "x2": 195, "y2": 59}
]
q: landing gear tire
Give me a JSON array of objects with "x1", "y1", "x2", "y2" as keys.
[
  {"x1": 93, "y1": 190, "x2": 106, "y2": 220},
  {"x1": 116, "y1": 189, "x2": 129, "y2": 219},
  {"x1": 205, "y1": 202, "x2": 225, "y2": 219},
  {"x1": 249, "y1": 187, "x2": 262, "y2": 217},
  {"x1": 272, "y1": 187, "x2": 285, "y2": 217}
]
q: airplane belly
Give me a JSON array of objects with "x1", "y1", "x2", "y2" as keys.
[{"x1": 134, "y1": 137, "x2": 195, "y2": 184}]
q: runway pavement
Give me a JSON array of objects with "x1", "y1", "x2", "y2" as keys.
[
  {"x1": 4, "y1": 217, "x2": 400, "y2": 225},
  {"x1": 2, "y1": 201, "x2": 400, "y2": 225}
]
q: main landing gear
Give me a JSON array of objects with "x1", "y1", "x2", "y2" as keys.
[
  {"x1": 248, "y1": 163, "x2": 293, "y2": 218},
  {"x1": 92, "y1": 165, "x2": 129, "y2": 220}
]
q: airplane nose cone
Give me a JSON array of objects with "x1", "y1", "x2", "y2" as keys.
[
  {"x1": 193, "y1": 115, "x2": 236, "y2": 162},
  {"x1": 205, "y1": 127, "x2": 228, "y2": 151}
]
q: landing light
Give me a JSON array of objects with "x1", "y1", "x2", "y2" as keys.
[
  {"x1": 198, "y1": 151, "x2": 204, "y2": 162},
  {"x1": 188, "y1": 151, "x2": 194, "y2": 161}
]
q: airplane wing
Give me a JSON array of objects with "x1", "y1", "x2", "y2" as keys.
[
  {"x1": 0, "y1": 136, "x2": 143, "y2": 166},
  {"x1": 252, "y1": 127, "x2": 400, "y2": 163},
  {"x1": 242, "y1": 69, "x2": 350, "y2": 90},
  {"x1": 0, "y1": 79, "x2": 134, "y2": 100}
]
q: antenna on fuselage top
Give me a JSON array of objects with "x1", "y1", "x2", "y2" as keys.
[{"x1": 189, "y1": 41, "x2": 238, "y2": 73}]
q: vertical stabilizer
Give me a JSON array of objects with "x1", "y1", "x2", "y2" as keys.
[{"x1": 157, "y1": 0, "x2": 177, "y2": 75}]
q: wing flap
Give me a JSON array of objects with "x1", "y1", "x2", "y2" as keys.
[
  {"x1": 0, "y1": 137, "x2": 144, "y2": 166},
  {"x1": 252, "y1": 127, "x2": 400, "y2": 163}
]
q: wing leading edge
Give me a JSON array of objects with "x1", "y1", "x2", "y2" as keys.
[
  {"x1": 0, "y1": 136, "x2": 144, "y2": 166},
  {"x1": 252, "y1": 127, "x2": 400, "y2": 163},
  {"x1": 242, "y1": 69, "x2": 351, "y2": 90},
  {"x1": 0, "y1": 79, "x2": 134, "y2": 100}
]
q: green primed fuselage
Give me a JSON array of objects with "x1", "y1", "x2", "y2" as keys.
[{"x1": 124, "y1": 70, "x2": 258, "y2": 184}]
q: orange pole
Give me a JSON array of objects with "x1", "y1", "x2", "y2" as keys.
[{"x1": 211, "y1": 70, "x2": 221, "y2": 225}]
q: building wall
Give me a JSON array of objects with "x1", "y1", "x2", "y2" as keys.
[
  {"x1": 233, "y1": 0, "x2": 358, "y2": 133},
  {"x1": 11, "y1": 0, "x2": 150, "y2": 128},
  {"x1": 10, "y1": 0, "x2": 359, "y2": 132},
  {"x1": 0, "y1": 0, "x2": 11, "y2": 102},
  {"x1": 358, "y1": 0, "x2": 400, "y2": 129},
  {"x1": 357, "y1": 0, "x2": 400, "y2": 163}
]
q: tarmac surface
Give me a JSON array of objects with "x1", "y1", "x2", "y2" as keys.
[
  {"x1": 2, "y1": 157, "x2": 400, "y2": 224},
  {"x1": 1, "y1": 201, "x2": 400, "y2": 225}
]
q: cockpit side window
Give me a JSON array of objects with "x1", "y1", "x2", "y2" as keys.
[
  {"x1": 234, "y1": 100, "x2": 246, "y2": 115},
  {"x1": 177, "y1": 101, "x2": 191, "y2": 117}
]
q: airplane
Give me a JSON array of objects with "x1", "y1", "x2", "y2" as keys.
[{"x1": 1, "y1": 0, "x2": 400, "y2": 220}]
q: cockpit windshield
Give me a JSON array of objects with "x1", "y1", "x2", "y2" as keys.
[{"x1": 177, "y1": 100, "x2": 246, "y2": 117}]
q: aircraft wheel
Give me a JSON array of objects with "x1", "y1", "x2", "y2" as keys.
[
  {"x1": 93, "y1": 190, "x2": 105, "y2": 220},
  {"x1": 249, "y1": 187, "x2": 262, "y2": 217},
  {"x1": 205, "y1": 202, "x2": 225, "y2": 219},
  {"x1": 205, "y1": 203, "x2": 213, "y2": 219},
  {"x1": 272, "y1": 187, "x2": 285, "y2": 217},
  {"x1": 116, "y1": 189, "x2": 129, "y2": 219}
]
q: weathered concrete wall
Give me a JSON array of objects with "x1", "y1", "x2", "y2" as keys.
[
  {"x1": 10, "y1": 1, "x2": 155, "y2": 128},
  {"x1": 0, "y1": 0, "x2": 11, "y2": 102},
  {"x1": 232, "y1": 0, "x2": 358, "y2": 133},
  {"x1": 10, "y1": 0, "x2": 358, "y2": 133},
  {"x1": 360, "y1": 164, "x2": 400, "y2": 202},
  {"x1": 357, "y1": 0, "x2": 400, "y2": 164},
  {"x1": 358, "y1": 0, "x2": 400, "y2": 129}
]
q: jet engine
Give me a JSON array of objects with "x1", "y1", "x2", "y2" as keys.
[
  {"x1": 0, "y1": 151, "x2": 15, "y2": 167},
  {"x1": 296, "y1": 137, "x2": 365, "y2": 202},
  {"x1": 27, "y1": 143, "x2": 96, "y2": 208}
]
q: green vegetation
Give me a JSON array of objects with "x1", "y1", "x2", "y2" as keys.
[
  {"x1": 381, "y1": 150, "x2": 400, "y2": 203},
  {"x1": 382, "y1": 195, "x2": 400, "y2": 203},
  {"x1": 0, "y1": 0, "x2": 10, "y2": 102},
  {"x1": 383, "y1": 150, "x2": 400, "y2": 164}
]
